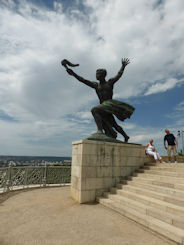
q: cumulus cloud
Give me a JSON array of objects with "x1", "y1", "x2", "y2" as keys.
[
  {"x1": 144, "y1": 78, "x2": 184, "y2": 95},
  {"x1": 85, "y1": 0, "x2": 184, "y2": 97},
  {"x1": 176, "y1": 101, "x2": 184, "y2": 111},
  {"x1": 166, "y1": 100, "x2": 184, "y2": 128},
  {"x1": 0, "y1": 0, "x2": 184, "y2": 155}
]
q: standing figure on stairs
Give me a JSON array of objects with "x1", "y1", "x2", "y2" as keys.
[
  {"x1": 164, "y1": 129, "x2": 178, "y2": 163},
  {"x1": 145, "y1": 139, "x2": 163, "y2": 163},
  {"x1": 61, "y1": 58, "x2": 135, "y2": 142}
]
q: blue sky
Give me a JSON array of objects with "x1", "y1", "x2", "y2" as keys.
[{"x1": 0, "y1": 0, "x2": 184, "y2": 156}]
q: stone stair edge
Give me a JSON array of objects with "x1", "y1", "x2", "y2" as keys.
[
  {"x1": 141, "y1": 166, "x2": 184, "y2": 171},
  {"x1": 118, "y1": 180, "x2": 184, "y2": 197},
  {"x1": 144, "y1": 163, "x2": 184, "y2": 166},
  {"x1": 122, "y1": 174, "x2": 184, "y2": 187},
  {"x1": 104, "y1": 191, "x2": 184, "y2": 222},
  {"x1": 137, "y1": 168, "x2": 184, "y2": 173},
  {"x1": 127, "y1": 175, "x2": 184, "y2": 184},
  {"x1": 98, "y1": 196, "x2": 184, "y2": 244},
  {"x1": 116, "y1": 184, "x2": 184, "y2": 203},
  {"x1": 133, "y1": 172, "x2": 184, "y2": 182},
  {"x1": 99, "y1": 194, "x2": 184, "y2": 226},
  {"x1": 114, "y1": 189, "x2": 184, "y2": 213},
  {"x1": 136, "y1": 169, "x2": 184, "y2": 176}
]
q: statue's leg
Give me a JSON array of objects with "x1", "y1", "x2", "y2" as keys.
[
  {"x1": 102, "y1": 121, "x2": 117, "y2": 138},
  {"x1": 102, "y1": 114, "x2": 117, "y2": 138},
  {"x1": 91, "y1": 107, "x2": 103, "y2": 132},
  {"x1": 112, "y1": 119, "x2": 129, "y2": 142}
]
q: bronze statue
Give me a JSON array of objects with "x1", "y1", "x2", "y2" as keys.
[{"x1": 61, "y1": 58, "x2": 134, "y2": 142}]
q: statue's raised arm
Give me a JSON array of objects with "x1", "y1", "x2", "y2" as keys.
[
  {"x1": 61, "y1": 59, "x2": 97, "y2": 89},
  {"x1": 108, "y1": 58, "x2": 130, "y2": 85}
]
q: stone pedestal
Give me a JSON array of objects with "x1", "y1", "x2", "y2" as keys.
[{"x1": 71, "y1": 139, "x2": 153, "y2": 203}]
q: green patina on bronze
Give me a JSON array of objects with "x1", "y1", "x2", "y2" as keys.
[
  {"x1": 86, "y1": 131, "x2": 123, "y2": 143},
  {"x1": 96, "y1": 99, "x2": 135, "y2": 121},
  {"x1": 86, "y1": 131, "x2": 141, "y2": 145}
]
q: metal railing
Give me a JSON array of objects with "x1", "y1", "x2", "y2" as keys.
[{"x1": 0, "y1": 166, "x2": 71, "y2": 192}]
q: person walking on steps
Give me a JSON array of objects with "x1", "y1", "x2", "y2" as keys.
[
  {"x1": 145, "y1": 139, "x2": 163, "y2": 163},
  {"x1": 164, "y1": 129, "x2": 178, "y2": 163}
]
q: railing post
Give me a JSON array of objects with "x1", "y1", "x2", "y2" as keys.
[
  {"x1": 43, "y1": 164, "x2": 47, "y2": 187},
  {"x1": 5, "y1": 165, "x2": 12, "y2": 192},
  {"x1": 24, "y1": 167, "x2": 28, "y2": 188}
]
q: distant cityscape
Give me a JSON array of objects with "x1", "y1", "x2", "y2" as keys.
[{"x1": 0, "y1": 155, "x2": 72, "y2": 167}]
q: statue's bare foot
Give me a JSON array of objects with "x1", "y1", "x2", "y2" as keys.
[{"x1": 125, "y1": 136, "x2": 129, "y2": 143}]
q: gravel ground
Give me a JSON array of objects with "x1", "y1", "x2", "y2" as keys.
[{"x1": 0, "y1": 187, "x2": 175, "y2": 245}]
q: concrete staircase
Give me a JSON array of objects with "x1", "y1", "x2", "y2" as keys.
[{"x1": 97, "y1": 163, "x2": 184, "y2": 244}]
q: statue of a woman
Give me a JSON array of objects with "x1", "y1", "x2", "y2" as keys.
[{"x1": 61, "y1": 58, "x2": 134, "y2": 142}]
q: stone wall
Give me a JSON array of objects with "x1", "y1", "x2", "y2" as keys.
[{"x1": 71, "y1": 139, "x2": 153, "y2": 203}]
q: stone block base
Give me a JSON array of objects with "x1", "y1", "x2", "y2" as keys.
[{"x1": 71, "y1": 139, "x2": 153, "y2": 203}]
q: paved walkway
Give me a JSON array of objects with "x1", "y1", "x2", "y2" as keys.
[{"x1": 0, "y1": 187, "x2": 175, "y2": 245}]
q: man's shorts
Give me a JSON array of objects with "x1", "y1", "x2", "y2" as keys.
[{"x1": 168, "y1": 145, "x2": 177, "y2": 156}]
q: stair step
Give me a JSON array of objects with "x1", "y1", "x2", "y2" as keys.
[
  {"x1": 144, "y1": 163, "x2": 184, "y2": 167},
  {"x1": 120, "y1": 185, "x2": 184, "y2": 207},
  {"x1": 123, "y1": 180, "x2": 184, "y2": 199},
  {"x1": 103, "y1": 191, "x2": 149, "y2": 215},
  {"x1": 133, "y1": 172, "x2": 184, "y2": 184},
  {"x1": 105, "y1": 192, "x2": 184, "y2": 223},
  {"x1": 106, "y1": 191, "x2": 184, "y2": 229},
  {"x1": 142, "y1": 166, "x2": 184, "y2": 172},
  {"x1": 132, "y1": 173, "x2": 184, "y2": 184},
  {"x1": 115, "y1": 189, "x2": 184, "y2": 216},
  {"x1": 98, "y1": 197, "x2": 184, "y2": 244},
  {"x1": 148, "y1": 207, "x2": 184, "y2": 230},
  {"x1": 137, "y1": 169, "x2": 184, "y2": 177},
  {"x1": 129, "y1": 176, "x2": 184, "y2": 191}
]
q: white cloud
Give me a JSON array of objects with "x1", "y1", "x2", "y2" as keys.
[
  {"x1": 144, "y1": 78, "x2": 184, "y2": 95},
  {"x1": 75, "y1": 111, "x2": 93, "y2": 121},
  {"x1": 176, "y1": 101, "x2": 184, "y2": 111},
  {"x1": 164, "y1": 100, "x2": 184, "y2": 135},
  {"x1": 0, "y1": 0, "x2": 184, "y2": 155}
]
